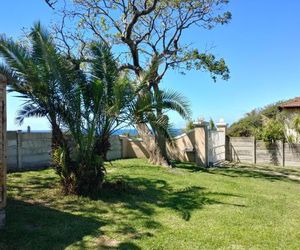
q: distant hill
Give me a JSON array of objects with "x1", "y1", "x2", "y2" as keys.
[{"x1": 227, "y1": 99, "x2": 288, "y2": 137}]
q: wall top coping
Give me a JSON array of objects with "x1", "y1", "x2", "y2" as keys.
[
  {"x1": 119, "y1": 135, "x2": 143, "y2": 142},
  {"x1": 193, "y1": 121, "x2": 209, "y2": 127},
  {"x1": 172, "y1": 129, "x2": 195, "y2": 140},
  {"x1": 172, "y1": 132, "x2": 187, "y2": 140}
]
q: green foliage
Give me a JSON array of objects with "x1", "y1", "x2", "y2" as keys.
[
  {"x1": 228, "y1": 101, "x2": 286, "y2": 137},
  {"x1": 182, "y1": 120, "x2": 195, "y2": 133},
  {"x1": 0, "y1": 22, "x2": 77, "y2": 151},
  {"x1": 0, "y1": 23, "x2": 131, "y2": 195},
  {"x1": 132, "y1": 86, "x2": 191, "y2": 144},
  {"x1": 209, "y1": 118, "x2": 216, "y2": 130},
  {"x1": 50, "y1": 0, "x2": 231, "y2": 81},
  {"x1": 292, "y1": 115, "x2": 300, "y2": 134},
  {"x1": 255, "y1": 118, "x2": 285, "y2": 144}
]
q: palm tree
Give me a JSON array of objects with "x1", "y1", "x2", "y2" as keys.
[
  {"x1": 0, "y1": 24, "x2": 135, "y2": 194},
  {"x1": 87, "y1": 43, "x2": 134, "y2": 160},
  {"x1": 131, "y1": 84, "x2": 191, "y2": 166},
  {"x1": 0, "y1": 22, "x2": 76, "y2": 151}
]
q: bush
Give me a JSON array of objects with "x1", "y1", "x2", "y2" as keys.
[{"x1": 255, "y1": 118, "x2": 285, "y2": 144}]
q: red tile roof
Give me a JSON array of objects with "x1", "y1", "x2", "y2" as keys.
[{"x1": 279, "y1": 97, "x2": 300, "y2": 109}]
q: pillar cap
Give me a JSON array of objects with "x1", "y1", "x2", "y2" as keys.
[{"x1": 216, "y1": 118, "x2": 227, "y2": 127}]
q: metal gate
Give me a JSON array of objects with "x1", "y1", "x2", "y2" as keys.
[{"x1": 207, "y1": 130, "x2": 226, "y2": 166}]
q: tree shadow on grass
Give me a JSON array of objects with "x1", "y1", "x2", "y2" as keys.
[
  {"x1": 97, "y1": 176, "x2": 245, "y2": 222},
  {"x1": 0, "y1": 199, "x2": 103, "y2": 250},
  {"x1": 6, "y1": 172, "x2": 245, "y2": 249},
  {"x1": 203, "y1": 166, "x2": 300, "y2": 183},
  {"x1": 172, "y1": 160, "x2": 300, "y2": 183},
  {"x1": 171, "y1": 161, "x2": 204, "y2": 172},
  {"x1": 1, "y1": 199, "x2": 142, "y2": 250}
]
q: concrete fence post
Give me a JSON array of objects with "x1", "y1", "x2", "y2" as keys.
[
  {"x1": 253, "y1": 137, "x2": 256, "y2": 165},
  {"x1": 282, "y1": 140, "x2": 285, "y2": 167},
  {"x1": 16, "y1": 130, "x2": 22, "y2": 170}
]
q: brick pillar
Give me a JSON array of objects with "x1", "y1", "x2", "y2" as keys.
[
  {"x1": 0, "y1": 74, "x2": 7, "y2": 229},
  {"x1": 193, "y1": 121, "x2": 209, "y2": 167}
]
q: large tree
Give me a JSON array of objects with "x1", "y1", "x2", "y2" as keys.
[{"x1": 45, "y1": 0, "x2": 231, "y2": 166}]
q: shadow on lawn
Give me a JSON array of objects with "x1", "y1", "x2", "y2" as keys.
[
  {"x1": 0, "y1": 199, "x2": 102, "y2": 250},
  {"x1": 173, "y1": 161, "x2": 300, "y2": 183},
  {"x1": 97, "y1": 176, "x2": 245, "y2": 221},
  {"x1": 0, "y1": 199, "x2": 141, "y2": 250},
  {"x1": 5, "y1": 171, "x2": 244, "y2": 249},
  {"x1": 204, "y1": 166, "x2": 300, "y2": 183}
]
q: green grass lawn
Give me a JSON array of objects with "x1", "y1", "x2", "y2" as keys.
[{"x1": 1, "y1": 159, "x2": 300, "y2": 250}]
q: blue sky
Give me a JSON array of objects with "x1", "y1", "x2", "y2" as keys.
[{"x1": 1, "y1": 0, "x2": 300, "y2": 131}]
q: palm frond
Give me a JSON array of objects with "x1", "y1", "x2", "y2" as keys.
[
  {"x1": 157, "y1": 89, "x2": 192, "y2": 120},
  {"x1": 0, "y1": 63, "x2": 18, "y2": 85},
  {"x1": 16, "y1": 103, "x2": 47, "y2": 125}
]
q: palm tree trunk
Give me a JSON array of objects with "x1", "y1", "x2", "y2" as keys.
[
  {"x1": 152, "y1": 82, "x2": 171, "y2": 166},
  {"x1": 157, "y1": 131, "x2": 171, "y2": 164},
  {"x1": 94, "y1": 133, "x2": 111, "y2": 161},
  {"x1": 136, "y1": 123, "x2": 170, "y2": 167}
]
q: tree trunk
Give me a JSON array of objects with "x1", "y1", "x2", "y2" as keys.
[
  {"x1": 94, "y1": 133, "x2": 111, "y2": 161},
  {"x1": 51, "y1": 123, "x2": 66, "y2": 150},
  {"x1": 157, "y1": 131, "x2": 171, "y2": 164},
  {"x1": 152, "y1": 82, "x2": 171, "y2": 166},
  {"x1": 136, "y1": 123, "x2": 170, "y2": 167}
]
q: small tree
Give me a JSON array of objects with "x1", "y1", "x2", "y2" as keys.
[
  {"x1": 209, "y1": 118, "x2": 216, "y2": 130},
  {"x1": 255, "y1": 117, "x2": 285, "y2": 144}
]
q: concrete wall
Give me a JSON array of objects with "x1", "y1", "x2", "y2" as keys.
[
  {"x1": 107, "y1": 135, "x2": 122, "y2": 160},
  {"x1": 227, "y1": 137, "x2": 300, "y2": 167},
  {"x1": 167, "y1": 130, "x2": 195, "y2": 162},
  {"x1": 7, "y1": 131, "x2": 52, "y2": 171},
  {"x1": 6, "y1": 122, "x2": 228, "y2": 172},
  {"x1": 119, "y1": 122, "x2": 224, "y2": 167},
  {"x1": 120, "y1": 136, "x2": 149, "y2": 159},
  {"x1": 6, "y1": 133, "x2": 124, "y2": 171}
]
